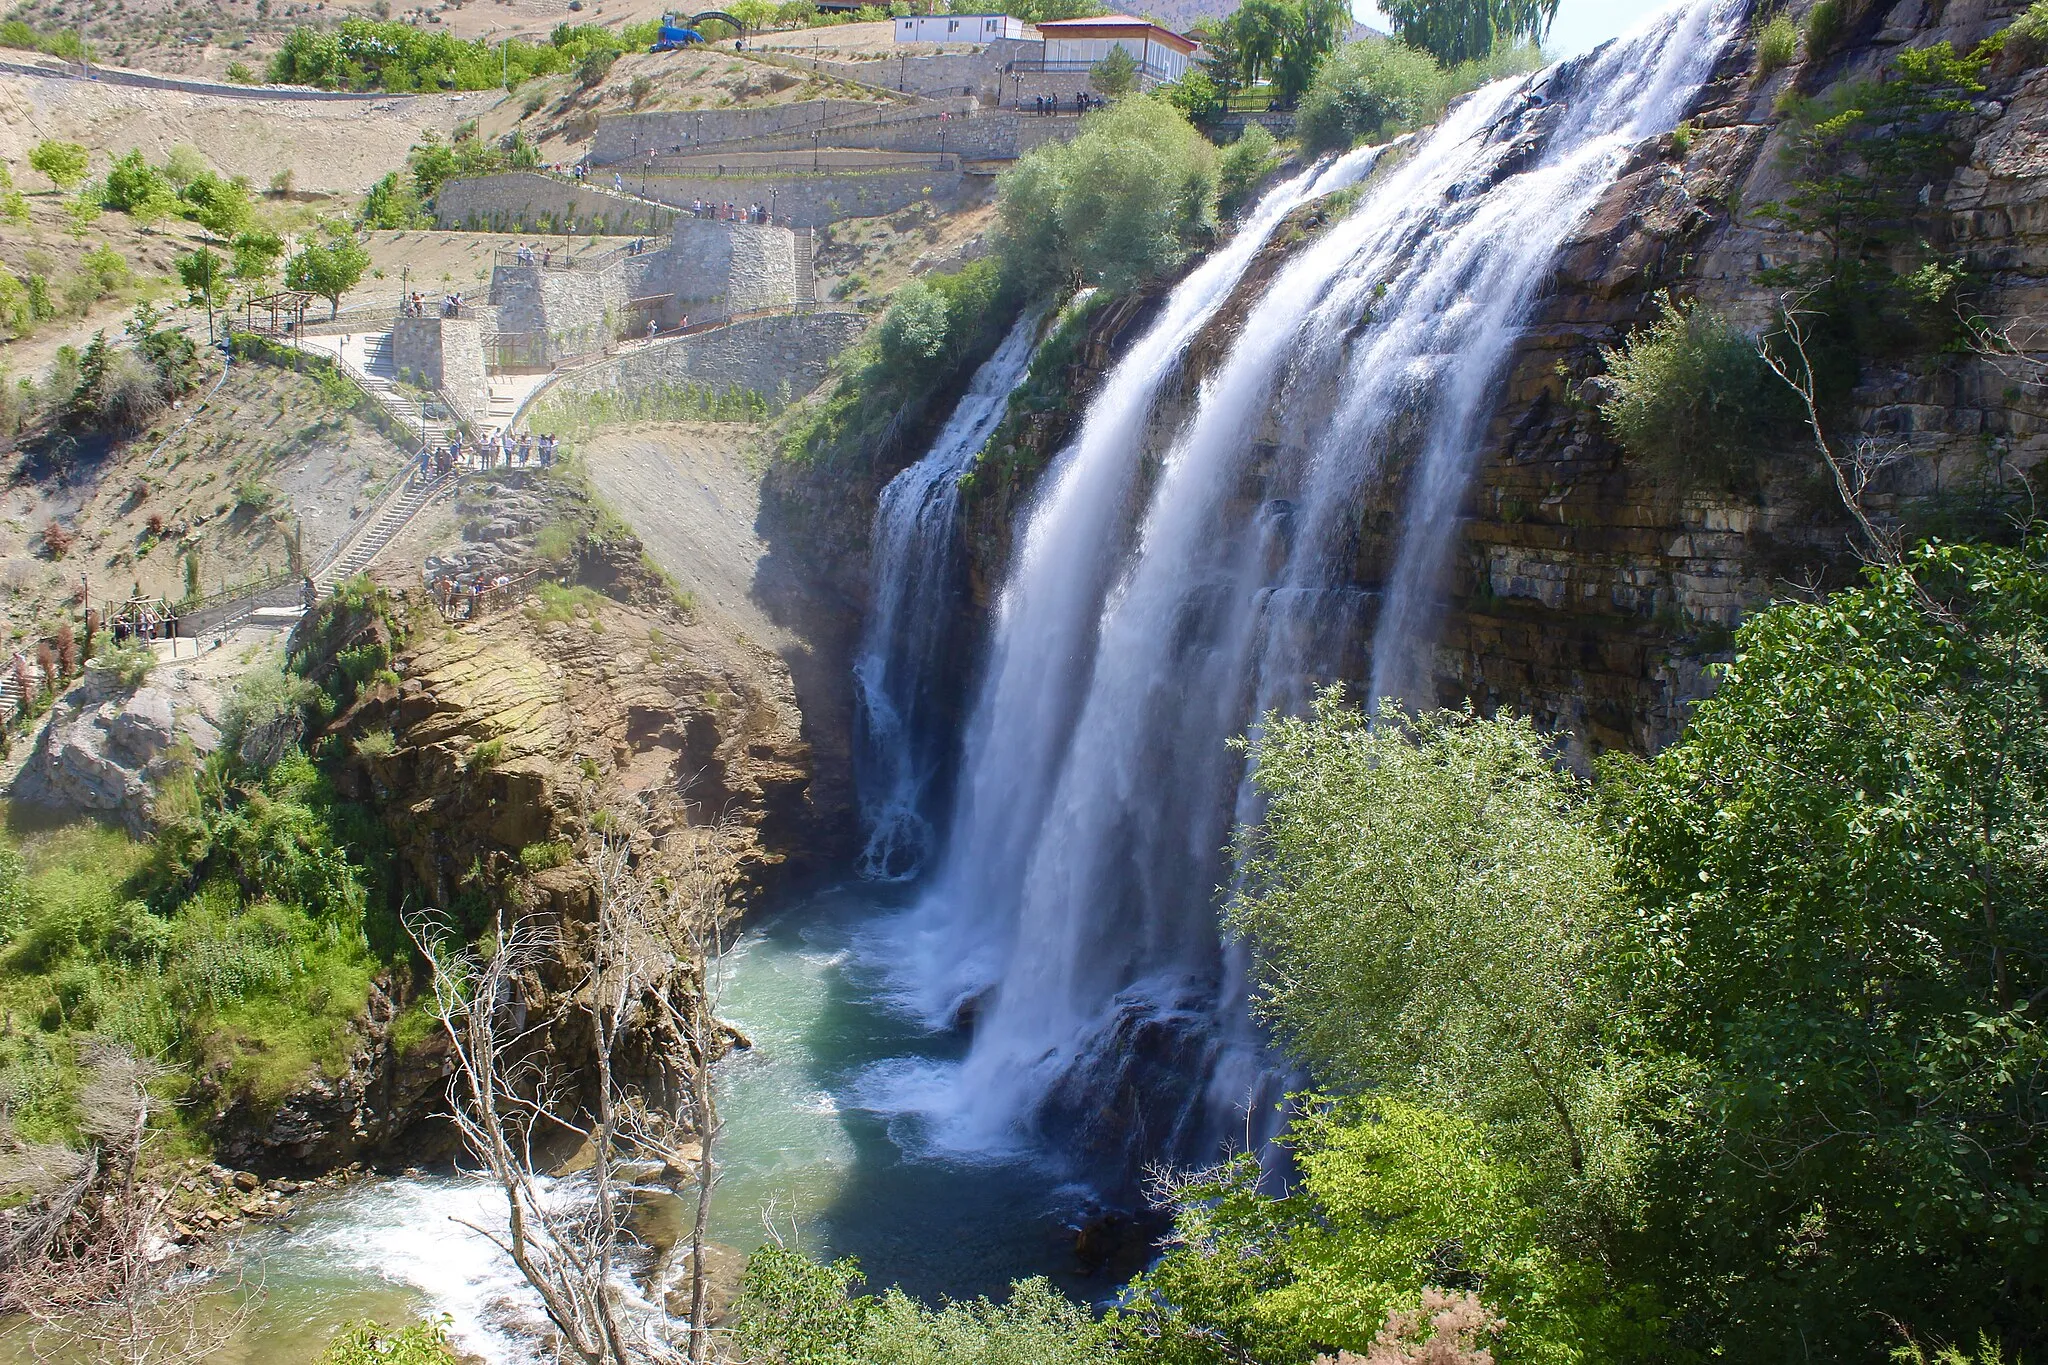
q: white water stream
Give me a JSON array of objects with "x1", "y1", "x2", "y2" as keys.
[
  {"x1": 854, "y1": 314, "x2": 1047, "y2": 882},
  {"x1": 859, "y1": 0, "x2": 1745, "y2": 1179}
]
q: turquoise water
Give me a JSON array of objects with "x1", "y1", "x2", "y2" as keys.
[
  {"x1": 706, "y1": 879, "x2": 1102, "y2": 1302},
  {"x1": 43, "y1": 879, "x2": 1107, "y2": 1364}
]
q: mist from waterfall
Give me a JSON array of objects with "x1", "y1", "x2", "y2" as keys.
[
  {"x1": 854, "y1": 314, "x2": 1044, "y2": 882},
  {"x1": 861, "y1": 0, "x2": 1745, "y2": 1180}
]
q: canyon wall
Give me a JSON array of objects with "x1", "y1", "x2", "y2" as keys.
[{"x1": 947, "y1": 0, "x2": 2047, "y2": 764}]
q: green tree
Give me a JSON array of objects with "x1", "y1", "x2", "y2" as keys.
[
  {"x1": 285, "y1": 226, "x2": 372, "y2": 319},
  {"x1": 102, "y1": 149, "x2": 172, "y2": 213},
  {"x1": 1089, "y1": 45, "x2": 1138, "y2": 98},
  {"x1": 1384, "y1": 0, "x2": 1559, "y2": 66},
  {"x1": 1270, "y1": 0, "x2": 1351, "y2": 105},
  {"x1": 27, "y1": 139, "x2": 89, "y2": 191},
  {"x1": 1295, "y1": 35, "x2": 1447, "y2": 152},
  {"x1": 231, "y1": 228, "x2": 287, "y2": 290},
  {"x1": 63, "y1": 193, "x2": 100, "y2": 239},
  {"x1": 177, "y1": 247, "x2": 231, "y2": 314},
  {"x1": 1216, "y1": 123, "x2": 1279, "y2": 216},
  {"x1": 1605, "y1": 540, "x2": 2048, "y2": 1360},
  {"x1": 1231, "y1": 698, "x2": 1628, "y2": 1207},
  {"x1": 1009, "y1": 0, "x2": 1107, "y2": 22},
  {"x1": 1160, "y1": 67, "x2": 1219, "y2": 117},
  {"x1": 995, "y1": 94, "x2": 1216, "y2": 295},
  {"x1": 1751, "y1": 41, "x2": 1988, "y2": 365},
  {"x1": 181, "y1": 171, "x2": 257, "y2": 241}
]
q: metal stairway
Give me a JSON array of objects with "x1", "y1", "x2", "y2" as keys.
[{"x1": 794, "y1": 227, "x2": 817, "y2": 307}]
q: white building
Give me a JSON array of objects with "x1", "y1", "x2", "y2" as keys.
[
  {"x1": 1032, "y1": 14, "x2": 1198, "y2": 83},
  {"x1": 894, "y1": 14, "x2": 1028, "y2": 43}
]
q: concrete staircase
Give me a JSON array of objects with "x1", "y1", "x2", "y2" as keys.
[
  {"x1": 795, "y1": 227, "x2": 817, "y2": 306},
  {"x1": 316, "y1": 471, "x2": 458, "y2": 592},
  {"x1": 357, "y1": 334, "x2": 461, "y2": 449}
]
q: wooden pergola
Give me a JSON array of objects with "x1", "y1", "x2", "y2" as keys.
[{"x1": 240, "y1": 291, "x2": 315, "y2": 336}]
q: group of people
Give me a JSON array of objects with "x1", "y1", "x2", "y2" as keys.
[
  {"x1": 418, "y1": 430, "x2": 557, "y2": 479},
  {"x1": 689, "y1": 199, "x2": 773, "y2": 224},
  {"x1": 1030, "y1": 92, "x2": 1099, "y2": 115},
  {"x1": 512, "y1": 244, "x2": 562, "y2": 269},
  {"x1": 432, "y1": 570, "x2": 526, "y2": 621},
  {"x1": 402, "y1": 292, "x2": 465, "y2": 318},
  {"x1": 110, "y1": 604, "x2": 177, "y2": 646}
]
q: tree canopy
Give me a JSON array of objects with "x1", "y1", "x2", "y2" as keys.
[{"x1": 1384, "y1": 0, "x2": 1560, "y2": 66}]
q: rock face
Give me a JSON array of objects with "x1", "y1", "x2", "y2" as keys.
[
  {"x1": 217, "y1": 476, "x2": 817, "y2": 1170},
  {"x1": 11, "y1": 656, "x2": 224, "y2": 832},
  {"x1": 949, "y1": 0, "x2": 2046, "y2": 763}
]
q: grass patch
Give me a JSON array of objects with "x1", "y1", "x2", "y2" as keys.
[
  {"x1": 518, "y1": 840, "x2": 573, "y2": 872},
  {"x1": 0, "y1": 747, "x2": 399, "y2": 1141},
  {"x1": 525, "y1": 581, "x2": 610, "y2": 626},
  {"x1": 526, "y1": 382, "x2": 771, "y2": 445}
]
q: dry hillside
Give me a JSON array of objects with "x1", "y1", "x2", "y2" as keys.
[{"x1": 1, "y1": 357, "x2": 404, "y2": 642}]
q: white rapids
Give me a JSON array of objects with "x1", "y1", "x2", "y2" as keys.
[{"x1": 858, "y1": 0, "x2": 1746, "y2": 1178}]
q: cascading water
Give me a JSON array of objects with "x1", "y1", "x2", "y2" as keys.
[
  {"x1": 854, "y1": 314, "x2": 1045, "y2": 881},
  {"x1": 867, "y1": 0, "x2": 1746, "y2": 1180}
]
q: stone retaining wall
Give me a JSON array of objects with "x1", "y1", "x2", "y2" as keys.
[
  {"x1": 751, "y1": 42, "x2": 1031, "y2": 101},
  {"x1": 435, "y1": 173, "x2": 677, "y2": 235},
  {"x1": 393, "y1": 315, "x2": 490, "y2": 425},
  {"x1": 487, "y1": 220, "x2": 798, "y2": 347},
  {"x1": 591, "y1": 99, "x2": 882, "y2": 164},
  {"x1": 537, "y1": 312, "x2": 866, "y2": 412},
  {"x1": 637, "y1": 167, "x2": 959, "y2": 226}
]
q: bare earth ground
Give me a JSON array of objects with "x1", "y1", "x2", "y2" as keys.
[
  {"x1": 577, "y1": 416, "x2": 857, "y2": 851},
  {"x1": 1, "y1": 360, "x2": 403, "y2": 640},
  {"x1": 579, "y1": 421, "x2": 780, "y2": 646},
  {"x1": 0, "y1": 72, "x2": 467, "y2": 196}
]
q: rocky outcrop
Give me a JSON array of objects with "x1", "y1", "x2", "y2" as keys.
[
  {"x1": 951, "y1": 0, "x2": 2047, "y2": 763},
  {"x1": 11, "y1": 657, "x2": 223, "y2": 832}
]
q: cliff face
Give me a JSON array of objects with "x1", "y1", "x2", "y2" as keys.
[
  {"x1": 1433, "y1": 0, "x2": 2045, "y2": 758},
  {"x1": 215, "y1": 483, "x2": 816, "y2": 1171},
  {"x1": 957, "y1": 0, "x2": 2047, "y2": 763}
]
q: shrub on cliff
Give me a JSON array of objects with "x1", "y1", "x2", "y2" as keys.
[
  {"x1": 780, "y1": 258, "x2": 1015, "y2": 472},
  {"x1": 996, "y1": 95, "x2": 1217, "y2": 296},
  {"x1": 1598, "y1": 296, "x2": 1794, "y2": 493},
  {"x1": 1296, "y1": 38, "x2": 1447, "y2": 153}
]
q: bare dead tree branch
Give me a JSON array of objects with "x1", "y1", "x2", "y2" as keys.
[
  {"x1": 0, "y1": 1045, "x2": 253, "y2": 1365},
  {"x1": 411, "y1": 818, "x2": 743, "y2": 1365}
]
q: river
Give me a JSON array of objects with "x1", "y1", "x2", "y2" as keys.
[{"x1": 149, "y1": 880, "x2": 1095, "y2": 1363}]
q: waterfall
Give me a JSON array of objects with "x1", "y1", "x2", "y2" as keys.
[
  {"x1": 867, "y1": 0, "x2": 1745, "y2": 1181},
  {"x1": 854, "y1": 313, "x2": 1045, "y2": 882}
]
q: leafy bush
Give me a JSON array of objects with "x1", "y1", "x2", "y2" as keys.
[
  {"x1": 780, "y1": 258, "x2": 1014, "y2": 472},
  {"x1": 1216, "y1": 124, "x2": 1280, "y2": 217},
  {"x1": 317, "y1": 1318, "x2": 460, "y2": 1365},
  {"x1": 995, "y1": 95, "x2": 1216, "y2": 296},
  {"x1": 731, "y1": 1246, "x2": 1112, "y2": 1365},
  {"x1": 224, "y1": 61, "x2": 259, "y2": 84},
  {"x1": 2010, "y1": 2, "x2": 2048, "y2": 59},
  {"x1": 99, "y1": 643, "x2": 156, "y2": 689},
  {"x1": 353, "y1": 728, "x2": 397, "y2": 759},
  {"x1": 1597, "y1": 297, "x2": 1794, "y2": 492},
  {"x1": 1296, "y1": 38, "x2": 1447, "y2": 154},
  {"x1": 1756, "y1": 12, "x2": 1797, "y2": 74},
  {"x1": 518, "y1": 840, "x2": 572, "y2": 872},
  {"x1": 1804, "y1": 0, "x2": 1843, "y2": 56}
]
